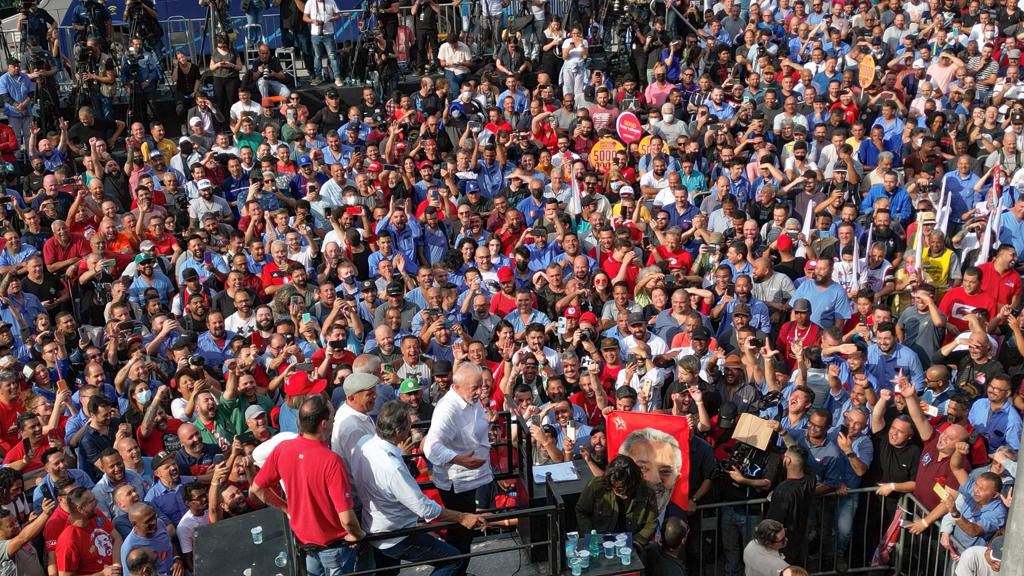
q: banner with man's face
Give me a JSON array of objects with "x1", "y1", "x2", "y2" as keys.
[{"x1": 606, "y1": 411, "x2": 691, "y2": 513}]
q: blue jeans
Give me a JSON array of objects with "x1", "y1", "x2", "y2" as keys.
[
  {"x1": 381, "y1": 533, "x2": 465, "y2": 576},
  {"x1": 310, "y1": 33, "x2": 341, "y2": 81},
  {"x1": 445, "y1": 69, "x2": 466, "y2": 99},
  {"x1": 836, "y1": 493, "x2": 859, "y2": 558},
  {"x1": 244, "y1": 6, "x2": 264, "y2": 45},
  {"x1": 305, "y1": 542, "x2": 374, "y2": 576},
  {"x1": 721, "y1": 506, "x2": 760, "y2": 576}
]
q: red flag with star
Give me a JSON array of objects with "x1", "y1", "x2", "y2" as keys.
[{"x1": 605, "y1": 410, "x2": 692, "y2": 512}]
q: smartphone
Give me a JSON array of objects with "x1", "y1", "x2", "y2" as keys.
[
  {"x1": 21, "y1": 365, "x2": 33, "y2": 379},
  {"x1": 924, "y1": 404, "x2": 939, "y2": 417},
  {"x1": 383, "y1": 364, "x2": 394, "y2": 373},
  {"x1": 56, "y1": 379, "x2": 68, "y2": 393},
  {"x1": 345, "y1": 206, "x2": 362, "y2": 216},
  {"x1": 290, "y1": 295, "x2": 304, "y2": 306},
  {"x1": 21, "y1": 437, "x2": 30, "y2": 457},
  {"x1": 839, "y1": 424, "x2": 849, "y2": 437},
  {"x1": 102, "y1": 259, "x2": 116, "y2": 269},
  {"x1": 557, "y1": 317, "x2": 567, "y2": 335},
  {"x1": 293, "y1": 362, "x2": 314, "y2": 372},
  {"x1": 626, "y1": 353, "x2": 637, "y2": 364},
  {"x1": 204, "y1": 253, "x2": 213, "y2": 265},
  {"x1": 430, "y1": 189, "x2": 440, "y2": 201},
  {"x1": 301, "y1": 313, "x2": 312, "y2": 323},
  {"x1": 78, "y1": 326, "x2": 89, "y2": 342},
  {"x1": 40, "y1": 484, "x2": 54, "y2": 502}
]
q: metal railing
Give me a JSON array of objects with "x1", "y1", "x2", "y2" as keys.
[
  {"x1": 341, "y1": 475, "x2": 565, "y2": 576},
  {"x1": 681, "y1": 487, "x2": 956, "y2": 576}
]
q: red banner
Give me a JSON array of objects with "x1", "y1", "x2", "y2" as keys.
[
  {"x1": 605, "y1": 411, "x2": 692, "y2": 512},
  {"x1": 616, "y1": 112, "x2": 644, "y2": 144}
]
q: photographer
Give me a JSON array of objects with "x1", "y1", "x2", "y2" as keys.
[
  {"x1": 19, "y1": 35, "x2": 59, "y2": 133},
  {"x1": 71, "y1": 0, "x2": 111, "y2": 46},
  {"x1": 121, "y1": 37, "x2": 162, "y2": 126},
  {"x1": 0, "y1": 60, "x2": 35, "y2": 160},
  {"x1": 124, "y1": 0, "x2": 165, "y2": 56},
  {"x1": 244, "y1": 44, "x2": 291, "y2": 100},
  {"x1": 19, "y1": 0, "x2": 56, "y2": 50},
  {"x1": 74, "y1": 37, "x2": 118, "y2": 122},
  {"x1": 411, "y1": 0, "x2": 440, "y2": 75}
]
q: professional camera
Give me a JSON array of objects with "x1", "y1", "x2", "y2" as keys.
[
  {"x1": 579, "y1": 328, "x2": 595, "y2": 342},
  {"x1": 713, "y1": 440, "x2": 771, "y2": 479},
  {"x1": 749, "y1": 389, "x2": 782, "y2": 412}
]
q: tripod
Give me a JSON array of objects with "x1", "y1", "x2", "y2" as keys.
[
  {"x1": 198, "y1": 0, "x2": 231, "y2": 61},
  {"x1": 348, "y1": 1, "x2": 378, "y2": 82}
]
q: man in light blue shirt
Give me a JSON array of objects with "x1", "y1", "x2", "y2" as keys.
[
  {"x1": 968, "y1": 374, "x2": 1021, "y2": 452},
  {"x1": 999, "y1": 198, "x2": 1024, "y2": 260},
  {"x1": 195, "y1": 312, "x2": 236, "y2": 367},
  {"x1": 865, "y1": 322, "x2": 925, "y2": 392},
  {"x1": 0, "y1": 60, "x2": 34, "y2": 158},
  {"x1": 351, "y1": 401, "x2": 485, "y2": 574},
  {"x1": 788, "y1": 258, "x2": 851, "y2": 329},
  {"x1": 375, "y1": 205, "x2": 421, "y2": 274}
]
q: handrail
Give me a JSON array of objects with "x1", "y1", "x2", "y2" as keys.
[{"x1": 334, "y1": 475, "x2": 564, "y2": 576}]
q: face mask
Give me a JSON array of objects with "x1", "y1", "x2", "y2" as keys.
[
  {"x1": 913, "y1": 137, "x2": 923, "y2": 147},
  {"x1": 461, "y1": 92, "x2": 472, "y2": 102},
  {"x1": 610, "y1": 182, "x2": 622, "y2": 192},
  {"x1": 135, "y1": 389, "x2": 153, "y2": 405},
  {"x1": 132, "y1": 157, "x2": 143, "y2": 166},
  {"x1": 343, "y1": 194, "x2": 357, "y2": 206},
  {"x1": 516, "y1": 260, "x2": 528, "y2": 272},
  {"x1": 531, "y1": 187, "x2": 543, "y2": 198},
  {"x1": 344, "y1": 275, "x2": 356, "y2": 285}
]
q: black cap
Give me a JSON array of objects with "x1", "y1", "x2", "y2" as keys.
[
  {"x1": 361, "y1": 280, "x2": 377, "y2": 292},
  {"x1": 183, "y1": 268, "x2": 200, "y2": 281},
  {"x1": 386, "y1": 281, "x2": 404, "y2": 296},
  {"x1": 627, "y1": 311, "x2": 645, "y2": 325},
  {"x1": 733, "y1": 303, "x2": 752, "y2": 317},
  {"x1": 433, "y1": 360, "x2": 453, "y2": 377},
  {"x1": 719, "y1": 401, "x2": 739, "y2": 429},
  {"x1": 691, "y1": 326, "x2": 711, "y2": 341}
]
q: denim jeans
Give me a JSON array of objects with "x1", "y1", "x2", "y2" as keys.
[
  {"x1": 244, "y1": 6, "x2": 264, "y2": 45},
  {"x1": 381, "y1": 533, "x2": 465, "y2": 576},
  {"x1": 310, "y1": 33, "x2": 341, "y2": 81},
  {"x1": 445, "y1": 69, "x2": 466, "y2": 100},
  {"x1": 305, "y1": 542, "x2": 374, "y2": 576},
  {"x1": 257, "y1": 77, "x2": 291, "y2": 99},
  {"x1": 721, "y1": 505, "x2": 760, "y2": 576},
  {"x1": 836, "y1": 493, "x2": 859, "y2": 560}
]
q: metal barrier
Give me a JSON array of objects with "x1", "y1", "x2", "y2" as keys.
[{"x1": 683, "y1": 487, "x2": 956, "y2": 576}]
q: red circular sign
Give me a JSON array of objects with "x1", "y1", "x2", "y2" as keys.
[{"x1": 616, "y1": 112, "x2": 643, "y2": 144}]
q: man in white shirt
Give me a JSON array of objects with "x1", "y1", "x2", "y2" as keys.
[
  {"x1": 330, "y1": 372, "x2": 378, "y2": 466},
  {"x1": 438, "y1": 36, "x2": 473, "y2": 99},
  {"x1": 303, "y1": 0, "x2": 344, "y2": 86},
  {"x1": 224, "y1": 292, "x2": 257, "y2": 336},
  {"x1": 423, "y1": 364, "x2": 493, "y2": 574},
  {"x1": 352, "y1": 401, "x2": 487, "y2": 575},
  {"x1": 228, "y1": 87, "x2": 263, "y2": 125}
]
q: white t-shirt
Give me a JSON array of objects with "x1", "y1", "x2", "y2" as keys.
[
  {"x1": 303, "y1": 0, "x2": 340, "y2": 36},
  {"x1": 229, "y1": 100, "x2": 263, "y2": 123},
  {"x1": 177, "y1": 510, "x2": 210, "y2": 554},
  {"x1": 561, "y1": 38, "x2": 588, "y2": 64}
]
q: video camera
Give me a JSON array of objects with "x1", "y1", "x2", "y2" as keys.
[
  {"x1": 749, "y1": 389, "x2": 782, "y2": 413},
  {"x1": 713, "y1": 440, "x2": 771, "y2": 480}
]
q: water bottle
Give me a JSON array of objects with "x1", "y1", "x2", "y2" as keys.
[{"x1": 588, "y1": 529, "x2": 599, "y2": 557}]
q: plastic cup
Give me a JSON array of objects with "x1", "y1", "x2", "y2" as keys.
[
  {"x1": 577, "y1": 550, "x2": 591, "y2": 568},
  {"x1": 567, "y1": 531, "x2": 580, "y2": 547},
  {"x1": 569, "y1": 557, "x2": 582, "y2": 576},
  {"x1": 250, "y1": 526, "x2": 263, "y2": 545},
  {"x1": 274, "y1": 552, "x2": 287, "y2": 567},
  {"x1": 602, "y1": 541, "x2": 616, "y2": 559},
  {"x1": 619, "y1": 547, "x2": 632, "y2": 566}
]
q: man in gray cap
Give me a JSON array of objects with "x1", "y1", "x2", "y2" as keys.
[
  {"x1": 243, "y1": 404, "x2": 275, "y2": 443},
  {"x1": 330, "y1": 372, "x2": 378, "y2": 465},
  {"x1": 954, "y1": 534, "x2": 1003, "y2": 576}
]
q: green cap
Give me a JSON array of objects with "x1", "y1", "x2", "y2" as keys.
[{"x1": 398, "y1": 377, "x2": 421, "y2": 394}]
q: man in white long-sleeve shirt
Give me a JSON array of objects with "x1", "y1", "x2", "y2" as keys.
[
  {"x1": 330, "y1": 372, "x2": 378, "y2": 465},
  {"x1": 423, "y1": 363, "x2": 493, "y2": 575},
  {"x1": 352, "y1": 401, "x2": 487, "y2": 575}
]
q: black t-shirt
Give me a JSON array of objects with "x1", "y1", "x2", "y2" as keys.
[
  {"x1": 67, "y1": 118, "x2": 115, "y2": 151},
  {"x1": 867, "y1": 429, "x2": 921, "y2": 490},
  {"x1": 22, "y1": 272, "x2": 64, "y2": 308},
  {"x1": 311, "y1": 107, "x2": 344, "y2": 133},
  {"x1": 415, "y1": 2, "x2": 438, "y2": 29},
  {"x1": 765, "y1": 474, "x2": 816, "y2": 564}
]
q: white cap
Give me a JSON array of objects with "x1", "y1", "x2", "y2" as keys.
[{"x1": 197, "y1": 179, "x2": 213, "y2": 189}]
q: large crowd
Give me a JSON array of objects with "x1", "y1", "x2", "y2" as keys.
[{"x1": 0, "y1": 0, "x2": 1019, "y2": 574}]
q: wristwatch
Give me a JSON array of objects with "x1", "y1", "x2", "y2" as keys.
[{"x1": 845, "y1": 452, "x2": 856, "y2": 458}]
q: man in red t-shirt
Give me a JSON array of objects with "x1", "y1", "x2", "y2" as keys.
[
  {"x1": 898, "y1": 380, "x2": 970, "y2": 512},
  {"x1": 977, "y1": 246, "x2": 1022, "y2": 308},
  {"x1": 489, "y1": 267, "x2": 519, "y2": 318},
  {"x1": 646, "y1": 228, "x2": 693, "y2": 271},
  {"x1": 252, "y1": 396, "x2": 366, "y2": 573},
  {"x1": 42, "y1": 222, "x2": 90, "y2": 278},
  {"x1": 55, "y1": 488, "x2": 121, "y2": 576},
  {"x1": 601, "y1": 238, "x2": 640, "y2": 293},
  {"x1": 260, "y1": 242, "x2": 300, "y2": 296},
  {"x1": 938, "y1": 268, "x2": 998, "y2": 333}
]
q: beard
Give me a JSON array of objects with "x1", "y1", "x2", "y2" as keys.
[
  {"x1": 651, "y1": 477, "x2": 677, "y2": 513},
  {"x1": 256, "y1": 319, "x2": 274, "y2": 331},
  {"x1": 814, "y1": 274, "x2": 830, "y2": 286}
]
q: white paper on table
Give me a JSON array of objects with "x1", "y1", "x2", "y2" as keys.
[{"x1": 533, "y1": 462, "x2": 580, "y2": 483}]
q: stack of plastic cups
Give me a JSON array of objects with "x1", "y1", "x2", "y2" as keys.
[
  {"x1": 578, "y1": 550, "x2": 591, "y2": 570},
  {"x1": 618, "y1": 546, "x2": 632, "y2": 566},
  {"x1": 614, "y1": 534, "x2": 628, "y2": 555}
]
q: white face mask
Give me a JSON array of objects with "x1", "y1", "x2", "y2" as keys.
[{"x1": 461, "y1": 91, "x2": 472, "y2": 102}]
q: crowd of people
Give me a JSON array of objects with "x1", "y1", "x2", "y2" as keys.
[{"x1": 0, "y1": 0, "x2": 1021, "y2": 574}]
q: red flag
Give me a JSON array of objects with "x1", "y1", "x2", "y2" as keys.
[{"x1": 605, "y1": 411, "x2": 692, "y2": 512}]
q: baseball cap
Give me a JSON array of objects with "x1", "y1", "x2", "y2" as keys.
[
  {"x1": 531, "y1": 226, "x2": 547, "y2": 237},
  {"x1": 298, "y1": 156, "x2": 312, "y2": 167},
  {"x1": 497, "y1": 266, "x2": 514, "y2": 283},
  {"x1": 418, "y1": 160, "x2": 434, "y2": 170},
  {"x1": 1011, "y1": 50, "x2": 1022, "y2": 59},
  {"x1": 793, "y1": 298, "x2": 812, "y2": 313},
  {"x1": 626, "y1": 311, "x2": 645, "y2": 325},
  {"x1": 368, "y1": 161, "x2": 383, "y2": 172},
  {"x1": 776, "y1": 234, "x2": 794, "y2": 252},
  {"x1": 580, "y1": 311, "x2": 598, "y2": 326},
  {"x1": 600, "y1": 337, "x2": 619, "y2": 350},
  {"x1": 148, "y1": 150, "x2": 162, "y2": 158},
  {"x1": 433, "y1": 361, "x2": 453, "y2": 377},
  {"x1": 188, "y1": 117, "x2": 202, "y2": 127},
  {"x1": 385, "y1": 281, "x2": 404, "y2": 296},
  {"x1": 912, "y1": 59, "x2": 927, "y2": 69},
  {"x1": 564, "y1": 306, "x2": 582, "y2": 319},
  {"x1": 244, "y1": 405, "x2": 266, "y2": 420},
  {"x1": 399, "y1": 377, "x2": 421, "y2": 394},
  {"x1": 361, "y1": 280, "x2": 377, "y2": 292},
  {"x1": 178, "y1": 137, "x2": 192, "y2": 145},
  {"x1": 139, "y1": 240, "x2": 155, "y2": 251},
  {"x1": 183, "y1": 268, "x2": 200, "y2": 281},
  {"x1": 342, "y1": 373, "x2": 378, "y2": 397},
  {"x1": 804, "y1": 259, "x2": 818, "y2": 272},
  {"x1": 691, "y1": 326, "x2": 711, "y2": 341},
  {"x1": 286, "y1": 371, "x2": 329, "y2": 396},
  {"x1": 136, "y1": 254, "x2": 156, "y2": 265},
  {"x1": 152, "y1": 451, "x2": 176, "y2": 471},
  {"x1": 733, "y1": 303, "x2": 752, "y2": 317},
  {"x1": 465, "y1": 180, "x2": 480, "y2": 193},
  {"x1": 718, "y1": 401, "x2": 739, "y2": 429},
  {"x1": 197, "y1": 179, "x2": 213, "y2": 190},
  {"x1": 618, "y1": 185, "x2": 635, "y2": 197}
]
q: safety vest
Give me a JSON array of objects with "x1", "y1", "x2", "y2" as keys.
[{"x1": 921, "y1": 248, "x2": 954, "y2": 289}]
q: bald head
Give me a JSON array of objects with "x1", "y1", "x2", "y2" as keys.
[
  {"x1": 661, "y1": 516, "x2": 689, "y2": 551},
  {"x1": 352, "y1": 354, "x2": 382, "y2": 375}
]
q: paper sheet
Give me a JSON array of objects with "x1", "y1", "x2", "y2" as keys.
[{"x1": 533, "y1": 462, "x2": 580, "y2": 483}]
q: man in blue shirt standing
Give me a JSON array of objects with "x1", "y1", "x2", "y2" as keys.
[
  {"x1": 865, "y1": 322, "x2": 925, "y2": 392},
  {"x1": 0, "y1": 60, "x2": 34, "y2": 159},
  {"x1": 789, "y1": 258, "x2": 851, "y2": 329},
  {"x1": 375, "y1": 202, "x2": 421, "y2": 274},
  {"x1": 968, "y1": 374, "x2": 1021, "y2": 452},
  {"x1": 121, "y1": 502, "x2": 180, "y2": 576},
  {"x1": 860, "y1": 171, "x2": 912, "y2": 225}
]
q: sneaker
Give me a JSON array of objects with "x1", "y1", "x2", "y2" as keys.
[
  {"x1": 334, "y1": 78, "x2": 344, "y2": 87},
  {"x1": 309, "y1": 78, "x2": 324, "y2": 86}
]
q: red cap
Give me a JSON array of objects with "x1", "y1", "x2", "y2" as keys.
[
  {"x1": 804, "y1": 259, "x2": 818, "y2": 271},
  {"x1": 418, "y1": 160, "x2": 434, "y2": 170},
  {"x1": 564, "y1": 306, "x2": 581, "y2": 319},
  {"x1": 579, "y1": 311, "x2": 598, "y2": 325},
  {"x1": 497, "y1": 266, "x2": 514, "y2": 283},
  {"x1": 395, "y1": 142, "x2": 408, "y2": 150},
  {"x1": 367, "y1": 161, "x2": 383, "y2": 172},
  {"x1": 285, "y1": 371, "x2": 328, "y2": 396},
  {"x1": 777, "y1": 234, "x2": 794, "y2": 252},
  {"x1": 667, "y1": 257, "x2": 684, "y2": 269}
]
